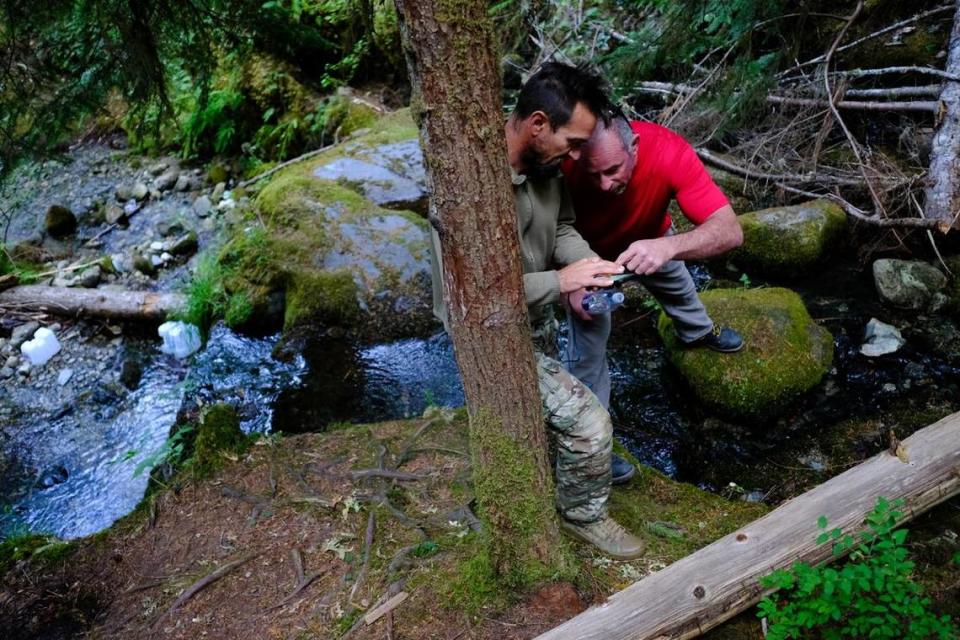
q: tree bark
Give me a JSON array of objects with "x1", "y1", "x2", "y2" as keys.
[
  {"x1": 391, "y1": 0, "x2": 566, "y2": 581},
  {"x1": 0, "y1": 284, "x2": 185, "y2": 320},
  {"x1": 536, "y1": 410, "x2": 960, "y2": 640},
  {"x1": 925, "y1": 0, "x2": 960, "y2": 229}
]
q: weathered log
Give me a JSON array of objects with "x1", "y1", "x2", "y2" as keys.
[
  {"x1": 925, "y1": 1, "x2": 960, "y2": 229},
  {"x1": 536, "y1": 410, "x2": 960, "y2": 640},
  {"x1": 0, "y1": 285, "x2": 185, "y2": 321}
]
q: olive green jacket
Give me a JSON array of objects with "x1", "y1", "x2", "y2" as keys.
[{"x1": 430, "y1": 169, "x2": 597, "y2": 329}]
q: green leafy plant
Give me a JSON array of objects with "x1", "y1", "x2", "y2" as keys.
[
  {"x1": 758, "y1": 497, "x2": 957, "y2": 640},
  {"x1": 133, "y1": 424, "x2": 196, "y2": 477}
]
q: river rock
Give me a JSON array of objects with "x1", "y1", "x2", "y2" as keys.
[
  {"x1": 157, "y1": 218, "x2": 186, "y2": 237},
  {"x1": 872, "y1": 259, "x2": 947, "y2": 309},
  {"x1": 169, "y1": 231, "x2": 198, "y2": 257},
  {"x1": 860, "y1": 318, "x2": 904, "y2": 357},
  {"x1": 133, "y1": 254, "x2": 156, "y2": 276},
  {"x1": 207, "y1": 163, "x2": 229, "y2": 185},
  {"x1": 731, "y1": 199, "x2": 846, "y2": 276},
  {"x1": 193, "y1": 195, "x2": 213, "y2": 217},
  {"x1": 175, "y1": 174, "x2": 194, "y2": 192},
  {"x1": 0, "y1": 367, "x2": 12, "y2": 379},
  {"x1": 104, "y1": 203, "x2": 127, "y2": 226},
  {"x1": 57, "y1": 368, "x2": 73, "y2": 385},
  {"x1": 131, "y1": 182, "x2": 149, "y2": 201},
  {"x1": 10, "y1": 321, "x2": 40, "y2": 348},
  {"x1": 154, "y1": 167, "x2": 180, "y2": 192},
  {"x1": 44, "y1": 204, "x2": 77, "y2": 239},
  {"x1": 212, "y1": 181, "x2": 226, "y2": 203},
  {"x1": 77, "y1": 265, "x2": 101, "y2": 288},
  {"x1": 658, "y1": 287, "x2": 833, "y2": 419},
  {"x1": 120, "y1": 358, "x2": 142, "y2": 390}
]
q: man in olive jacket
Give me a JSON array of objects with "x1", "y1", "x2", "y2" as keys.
[{"x1": 430, "y1": 63, "x2": 645, "y2": 560}]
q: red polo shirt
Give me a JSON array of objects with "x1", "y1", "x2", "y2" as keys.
[{"x1": 561, "y1": 121, "x2": 729, "y2": 260}]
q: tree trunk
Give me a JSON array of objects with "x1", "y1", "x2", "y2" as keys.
[
  {"x1": 925, "y1": 0, "x2": 960, "y2": 229},
  {"x1": 0, "y1": 284, "x2": 185, "y2": 321},
  {"x1": 535, "y1": 411, "x2": 960, "y2": 640},
  {"x1": 392, "y1": 0, "x2": 567, "y2": 582}
]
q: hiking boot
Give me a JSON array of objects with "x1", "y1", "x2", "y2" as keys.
[
  {"x1": 561, "y1": 516, "x2": 647, "y2": 560},
  {"x1": 611, "y1": 453, "x2": 636, "y2": 485},
  {"x1": 685, "y1": 325, "x2": 744, "y2": 353}
]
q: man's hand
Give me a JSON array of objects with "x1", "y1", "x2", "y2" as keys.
[
  {"x1": 563, "y1": 288, "x2": 593, "y2": 321},
  {"x1": 616, "y1": 237, "x2": 676, "y2": 275},
  {"x1": 558, "y1": 257, "x2": 623, "y2": 293}
]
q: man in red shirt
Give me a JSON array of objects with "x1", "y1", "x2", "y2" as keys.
[{"x1": 561, "y1": 116, "x2": 744, "y2": 410}]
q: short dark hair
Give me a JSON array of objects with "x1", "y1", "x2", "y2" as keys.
[{"x1": 514, "y1": 62, "x2": 617, "y2": 130}]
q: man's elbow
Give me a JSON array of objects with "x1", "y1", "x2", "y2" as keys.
[{"x1": 728, "y1": 218, "x2": 744, "y2": 250}]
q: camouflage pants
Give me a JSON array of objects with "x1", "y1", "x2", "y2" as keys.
[{"x1": 533, "y1": 314, "x2": 612, "y2": 524}]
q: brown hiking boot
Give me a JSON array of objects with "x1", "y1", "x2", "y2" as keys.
[{"x1": 561, "y1": 516, "x2": 646, "y2": 560}]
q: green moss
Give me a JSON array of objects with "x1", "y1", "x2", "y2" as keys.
[
  {"x1": 658, "y1": 287, "x2": 833, "y2": 419},
  {"x1": 0, "y1": 534, "x2": 75, "y2": 573},
  {"x1": 283, "y1": 269, "x2": 360, "y2": 329},
  {"x1": 734, "y1": 199, "x2": 846, "y2": 276},
  {"x1": 946, "y1": 256, "x2": 960, "y2": 320},
  {"x1": 323, "y1": 96, "x2": 378, "y2": 137},
  {"x1": 194, "y1": 404, "x2": 248, "y2": 476},
  {"x1": 468, "y1": 409, "x2": 573, "y2": 590},
  {"x1": 256, "y1": 173, "x2": 370, "y2": 225}
]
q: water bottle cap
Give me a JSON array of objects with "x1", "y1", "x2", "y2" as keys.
[{"x1": 610, "y1": 291, "x2": 625, "y2": 303}]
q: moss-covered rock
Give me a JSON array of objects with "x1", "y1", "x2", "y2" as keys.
[
  {"x1": 658, "y1": 287, "x2": 833, "y2": 419},
  {"x1": 873, "y1": 258, "x2": 948, "y2": 310},
  {"x1": 732, "y1": 199, "x2": 847, "y2": 276},
  {"x1": 219, "y1": 120, "x2": 435, "y2": 340},
  {"x1": 44, "y1": 204, "x2": 77, "y2": 239},
  {"x1": 194, "y1": 404, "x2": 247, "y2": 476}
]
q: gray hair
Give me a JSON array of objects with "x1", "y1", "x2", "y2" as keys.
[{"x1": 589, "y1": 115, "x2": 634, "y2": 151}]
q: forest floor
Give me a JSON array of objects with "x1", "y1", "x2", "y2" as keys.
[{"x1": 0, "y1": 412, "x2": 772, "y2": 640}]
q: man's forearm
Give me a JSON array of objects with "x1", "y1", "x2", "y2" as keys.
[{"x1": 666, "y1": 205, "x2": 742, "y2": 261}]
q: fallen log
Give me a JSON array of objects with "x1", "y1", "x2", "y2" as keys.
[
  {"x1": 536, "y1": 410, "x2": 960, "y2": 640},
  {"x1": 0, "y1": 285, "x2": 186, "y2": 321}
]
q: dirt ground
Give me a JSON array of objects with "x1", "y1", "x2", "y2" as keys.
[{"x1": 0, "y1": 413, "x2": 771, "y2": 640}]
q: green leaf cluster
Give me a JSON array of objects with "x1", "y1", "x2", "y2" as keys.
[{"x1": 758, "y1": 498, "x2": 958, "y2": 640}]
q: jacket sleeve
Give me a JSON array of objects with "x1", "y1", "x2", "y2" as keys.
[{"x1": 523, "y1": 271, "x2": 562, "y2": 308}]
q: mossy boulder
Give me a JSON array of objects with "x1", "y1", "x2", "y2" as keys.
[
  {"x1": 44, "y1": 205, "x2": 77, "y2": 239},
  {"x1": 873, "y1": 258, "x2": 948, "y2": 310},
  {"x1": 194, "y1": 404, "x2": 247, "y2": 475},
  {"x1": 658, "y1": 287, "x2": 833, "y2": 419},
  {"x1": 732, "y1": 199, "x2": 847, "y2": 276}
]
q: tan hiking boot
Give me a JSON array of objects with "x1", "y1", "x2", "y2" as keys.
[{"x1": 561, "y1": 516, "x2": 646, "y2": 560}]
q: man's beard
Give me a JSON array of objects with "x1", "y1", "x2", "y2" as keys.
[{"x1": 519, "y1": 145, "x2": 562, "y2": 179}]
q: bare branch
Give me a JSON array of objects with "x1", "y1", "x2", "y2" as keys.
[{"x1": 767, "y1": 95, "x2": 938, "y2": 112}]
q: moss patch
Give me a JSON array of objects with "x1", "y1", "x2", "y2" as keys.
[
  {"x1": 733, "y1": 199, "x2": 846, "y2": 276},
  {"x1": 659, "y1": 287, "x2": 833, "y2": 419},
  {"x1": 193, "y1": 404, "x2": 248, "y2": 476},
  {"x1": 283, "y1": 269, "x2": 360, "y2": 329},
  {"x1": 0, "y1": 534, "x2": 75, "y2": 573},
  {"x1": 943, "y1": 256, "x2": 960, "y2": 320}
]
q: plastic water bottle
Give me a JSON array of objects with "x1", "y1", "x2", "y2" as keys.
[{"x1": 581, "y1": 290, "x2": 625, "y2": 315}]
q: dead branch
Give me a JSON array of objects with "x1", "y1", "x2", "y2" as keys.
[
  {"x1": 840, "y1": 66, "x2": 960, "y2": 82},
  {"x1": 266, "y1": 549, "x2": 327, "y2": 610},
  {"x1": 351, "y1": 469, "x2": 427, "y2": 481},
  {"x1": 236, "y1": 141, "x2": 337, "y2": 188},
  {"x1": 774, "y1": 183, "x2": 948, "y2": 230},
  {"x1": 695, "y1": 148, "x2": 907, "y2": 187},
  {"x1": 349, "y1": 511, "x2": 377, "y2": 604},
  {"x1": 364, "y1": 591, "x2": 409, "y2": 625},
  {"x1": 165, "y1": 554, "x2": 258, "y2": 615},
  {"x1": 767, "y1": 95, "x2": 938, "y2": 112},
  {"x1": 841, "y1": 85, "x2": 942, "y2": 98}
]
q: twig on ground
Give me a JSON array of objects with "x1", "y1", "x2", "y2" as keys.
[
  {"x1": 266, "y1": 549, "x2": 328, "y2": 611},
  {"x1": 351, "y1": 469, "x2": 427, "y2": 481},
  {"x1": 161, "y1": 554, "x2": 258, "y2": 619},
  {"x1": 394, "y1": 418, "x2": 440, "y2": 467},
  {"x1": 349, "y1": 511, "x2": 377, "y2": 604}
]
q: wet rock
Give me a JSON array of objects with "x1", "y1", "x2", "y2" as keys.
[
  {"x1": 115, "y1": 182, "x2": 148, "y2": 201},
  {"x1": 4, "y1": 355, "x2": 17, "y2": 368},
  {"x1": 147, "y1": 160, "x2": 170, "y2": 176},
  {"x1": 77, "y1": 265, "x2": 101, "y2": 288},
  {"x1": 872, "y1": 259, "x2": 946, "y2": 309},
  {"x1": 0, "y1": 367, "x2": 12, "y2": 379},
  {"x1": 659, "y1": 287, "x2": 833, "y2": 419},
  {"x1": 731, "y1": 199, "x2": 846, "y2": 276},
  {"x1": 312, "y1": 138, "x2": 428, "y2": 214},
  {"x1": 36, "y1": 465, "x2": 69, "y2": 489},
  {"x1": 57, "y1": 368, "x2": 73, "y2": 385},
  {"x1": 157, "y1": 219, "x2": 186, "y2": 237},
  {"x1": 131, "y1": 182, "x2": 149, "y2": 201},
  {"x1": 44, "y1": 204, "x2": 77, "y2": 239},
  {"x1": 169, "y1": 231, "x2": 198, "y2": 257},
  {"x1": 119, "y1": 358, "x2": 142, "y2": 390},
  {"x1": 154, "y1": 167, "x2": 180, "y2": 192},
  {"x1": 860, "y1": 318, "x2": 905, "y2": 357},
  {"x1": 193, "y1": 194, "x2": 213, "y2": 217},
  {"x1": 132, "y1": 254, "x2": 156, "y2": 276},
  {"x1": 10, "y1": 321, "x2": 40, "y2": 348},
  {"x1": 207, "y1": 163, "x2": 229, "y2": 185},
  {"x1": 212, "y1": 181, "x2": 226, "y2": 204},
  {"x1": 104, "y1": 203, "x2": 127, "y2": 225},
  {"x1": 174, "y1": 174, "x2": 194, "y2": 192}
]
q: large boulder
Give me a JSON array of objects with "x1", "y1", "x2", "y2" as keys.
[
  {"x1": 872, "y1": 259, "x2": 947, "y2": 310},
  {"x1": 732, "y1": 199, "x2": 846, "y2": 276},
  {"x1": 44, "y1": 205, "x2": 76, "y2": 239},
  {"x1": 658, "y1": 287, "x2": 833, "y2": 419}
]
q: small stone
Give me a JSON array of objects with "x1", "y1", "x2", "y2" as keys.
[
  {"x1": 11, "y1": 321, "x2": 40, "y2": 348},
  {"x1": 157, "y1": 219, "x2": 186, "y2": 237},
  {"x1": 882, "y1": 382, "x2": 897, "y2": 393},
  {"x1": 5, "y1": 355, "x2": 17, "y2": 368},
  {"x1": 150, "y1": 254, "x2": 163, "y2": 267},
  {"x1": 174, "y1": 175, "x2": 193, "y2": 192},
  {"x1": 77, "y1": 265, "x2": 101, "y2": 288},
  {"x1": 212, "y1": 182, "x2": 226, "y2": 203},
  {"x1": 860, "y1": 318, "x2": 905, "y2": 357},
  {"x1": 0, "y1": 367, "x2": 12, "y2": 379},
  {"x1": 115, "y1": 183, "x2": 134, "y2": 201},
  {"x1": 57, "y1": 369, "x2": 74, "y2": 385},
  {"x1": 123, "y1": 200, "x2": 141, "y2": 216},
  {"x1": 104, "y1": 203, "x2": 127, "y2": 225},
  {"x1": 120, "y1": 358, "x2": 142, "y2": 390},
  {"x1": 131, "y1": 182, "x2": 149, "y2": 201},
  {"x1": 17, "y1": 361, "x2": 30, "y2": 376},
  {"x1": 193, "y1": 195, "x2": 212, "y2": 218},
  {"x1": 154, "y1": 167, "x2": 180, "y2": 192},
  {"x1": 169, "y1": 230, "x2": 198, "y2": 257},
  {"x1": 149, "y1": 241, "x2": 164, "y2": 252},
  {"x1": 147, "y1": 160, "x2": 169, "y2": 176},
  {"x1": 44, "y1": 204, "x2": 77, "y2": 239},
  {"x1": 133, "y1": 254, "x2": 156, "y2": 276},
  {"x1": 160, "y1": 251, "x2": 173, "y2": 263}
]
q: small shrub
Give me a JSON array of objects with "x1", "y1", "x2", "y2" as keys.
[{"x1": 758, "y1": 497, "x2": 958, "y2": 640}]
